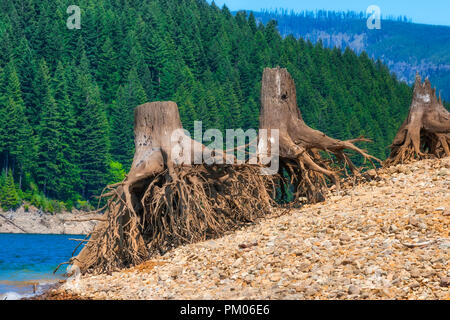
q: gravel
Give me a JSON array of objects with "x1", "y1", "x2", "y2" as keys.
[{"x1": 58, "y1": 158, "x2": 449, "y2": 300}]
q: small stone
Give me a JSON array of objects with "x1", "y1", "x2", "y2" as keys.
[
  {"x1": 340, "y1": 234, "x2": 351, "y2": 242},
  {"x1": 440, "y1": 277, "x2": 450, "y2": 287},
  {"x1": 297, "y1": 262, "x2": 310, "y2": 272},
  {"x1": 379, "y1": 288, "x2": 394, "y2": 298},
  {"x1": 415, "y1": 208, "x2": 426, "y2": 215},
  {"x1": 439, "y1": 241, "x2": 450, "y2": 250},
  {"x1": 410, "y1": 268, "x2": 421, "y2": 278},
  {"x1": 304, "y1": 286, "x2": 318, "y2": 297},
  {"x1": 269, "y1": 273, "x2": 282, "y2": 282},
  {"x1": 341, "y1": 258, "x2": 354, "y2": 266},
  {"x1": 409, "y1": 216, "x2": 419, "y2": 227},
  {"x1": 238, "y1": 242, "x2": 258, "y2": 249},
  {"x1": 367, "y1": 169, "x2": 377, "y2": 178},
  {"x1": 232, "y1": 257, "x2": 243, "y2": 268},
  {"x1": 389, "y1": 225, "x2": 398, "y2": 233},
  {"x1": 360, "y1": 292, "x2": 370, "y2": 299},
  {"x1": 266, "y1": 240, "x2": 275, "y2": 247},
  {"x1": 417, "y1": 222, "x2": 427, "y2": 230},
  {"x1": 170, "y1": 267, "x2": 183, "y2": 278},
  {"x1": 348, "y1": 285, "x2": 360, "y2": 295}
]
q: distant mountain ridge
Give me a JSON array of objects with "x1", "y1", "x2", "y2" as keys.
[{"x1": 248, "y1": 10, "x2": 450, "y2": 100}]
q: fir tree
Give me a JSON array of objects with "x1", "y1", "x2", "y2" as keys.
[
  {"x1": 0, "y1": 0, "x2": 416, "y2": 206},
  {"x1": 0, "y1": 169, "x2": 20, "y2": 210}
]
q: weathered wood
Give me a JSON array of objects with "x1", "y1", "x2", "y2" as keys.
[
  {"x1": 72, "y1": 101, "x2": 273, "y2": 274},
  {"x1": 259, "y1": 67, "x2": 379, "y2": 203},
  {"x1": 385, "y1": 74, "x2": 450, "y2": 166}
]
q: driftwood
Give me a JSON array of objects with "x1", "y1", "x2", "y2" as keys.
[
  {"x1": 259, "y1": 67, "x2": 380, "y2": 203},
  {"x1": 385, "y1": 74, "x2": 450, "y2": 166}
]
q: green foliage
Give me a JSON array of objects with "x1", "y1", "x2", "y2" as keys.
[
  {"x1": 0, "y1": 0, "x2": 417, "y2": 208},
  {"x1": 0, "y1": 170, "x2": 20, "y2": 210},
  {"x1": 75, "y1": 199, "x2": 93, "y2": 212},
  {"x1": 108, "y1": 160, "x2": 126, "y2": 185}
]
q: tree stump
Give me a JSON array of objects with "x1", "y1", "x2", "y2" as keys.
[
  {"x1": 72, "y1": 102, "x2": 273, "y2": 274},
  {"x1": 259, "y1": 67, "x2": 380, "y2": 203},
  {"x1": 385, "y1": 74, "x2": 450, "y2": 166}
]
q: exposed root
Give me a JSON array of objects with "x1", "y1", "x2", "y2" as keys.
[
  {"x1": 385, "y1": 74, "x2": 450, "y2": 167},
  {"x1": 70, "y1": 164, "x2": 274, "y2": 274},
  {"x1": 260, "y1": 67, "x2": 381, "y2": 204}
]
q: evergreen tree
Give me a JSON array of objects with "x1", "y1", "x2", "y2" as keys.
[
  {"x1": 0, "y1": 62, "x2": 34, "y2": 186},
  {"x1": 0, "y1": 0, "x2": 415, "y2": 207},
  {"x1": 97, "y1": 37, "x2": 120, "y2": 105},
  {"x1": 35, "y1": 59, "x2": 62, "y2": 197},
  {"x1": 78, "y1": 84, "x2": 111, "y2": 199},
  {"x1": 110, "y1": 69, "x2": 148, "y2": 168},
  {"x1": 0, "y1": 169, "x2": 20, "y2": 210}
]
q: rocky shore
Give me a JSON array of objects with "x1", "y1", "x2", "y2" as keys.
[
  {"x1": 0, "y1": 207, "x2": 98, "y2": 235},
  {"x1": 53, "y1": 158, "x2": 449, "y2": 300}
]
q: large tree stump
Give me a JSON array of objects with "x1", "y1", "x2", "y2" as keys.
[
  {"x1": 259, "y1": 67, "x2": 380, "y2": 203},
  {"x1": 71, "y1": 102, "x2": 273, "y2": 274},
  {"x1": 385, "y1": 74, "x2": 450, "y2": 166}
]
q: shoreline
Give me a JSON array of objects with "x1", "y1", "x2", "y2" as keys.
[
  {"x1": 1, "y1": 279, "x2": 64, "y2": 300},
  {"x1": 0, "y1": 208, "x2": 98, "y2": 235},
  {"x1": 21, "y1": 279, "x2": 89, "y2": 300}
]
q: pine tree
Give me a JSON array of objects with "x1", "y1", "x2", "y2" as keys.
[
  {"x1": 110, "y1": 86, "x2": 130, "y2": 167},
  {"x1": 0, "y1": 169, "x2": 20, "y2": 210},
  {"x1": 35, "y1": 59, "x2": 62, "y2": 197},
  {"x1": 97, "y1": 37, "x2": 120, "y2": 105},
  {"x1": 78, "y1": 83, "x2": 111, "y2": 199},
  {"x1": 51, "y1": 62, "x2": 81, "y2": 200},
  {"x1": 110, "y1": 69, "x2": 148, "y2": 169},
  {"x1": 14, "y1": 37, "x2": 37, "y2": 124},
  {"x1": 1, "y1": 62, "x2": 34, "y2": 187}
]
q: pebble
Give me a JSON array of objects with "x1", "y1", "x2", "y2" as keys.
[
  {"x1": 348, "y1": 285, "x2": 360, "y2": 296},
  {"x1": 440, "y1": 277, "x2": 450, "y2": 288}
]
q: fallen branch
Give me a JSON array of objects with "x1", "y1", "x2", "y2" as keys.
[
  {"x1": 63, "y1": 217, "x2": 107, "y2": 222},
  {"x1": 0, "y1": 213, "x2": 28, "y2": 233},
  {"x1": 401, "y1": 240, "x2": 436, "y2": 248}
]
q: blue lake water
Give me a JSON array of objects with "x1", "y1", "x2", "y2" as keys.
[{"x1": 0, "y1": 233, "x2": 85, "y2": 299}]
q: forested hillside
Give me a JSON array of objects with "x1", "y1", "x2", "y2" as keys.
[
  {"x1": 0, "y1": 0, "x2": 412, "y2": 210},
  {"x1": 252, "y1": 10, "x2": 450, "y2": 100}
]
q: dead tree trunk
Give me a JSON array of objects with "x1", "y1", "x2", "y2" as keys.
[
  {"x1": 72, "y1": 102, "x2": 273, "y2": 274},
  {"x1": 259, "y1": 67, "x2": 380, "y2": 203},
  {"x1": 385, "y1": 74, "x2": 450, "y2": 166}
]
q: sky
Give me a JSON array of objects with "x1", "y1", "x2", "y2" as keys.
[{"x1": 210, "y1": 0, "x2": 450, "y2": 26}]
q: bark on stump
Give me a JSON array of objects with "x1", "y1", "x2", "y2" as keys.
[
  {"x1": 385, "y1": 74, "x2": 450, "y2": 166},
  {"x1": 71, "y1": 102, "x2": 273, "y2": 274},
  {"x1": 259, "y1": 67, "x2": 380, "y2": 203}
]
